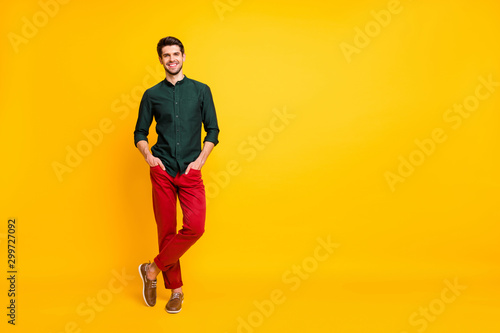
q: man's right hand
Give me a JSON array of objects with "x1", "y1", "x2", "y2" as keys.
[
  {"x1": 136, "y1": 141, "x2": 166, "y2": 171},
  {"x1": 145, "y1": 154, "x2": 166, "y2": 171}
]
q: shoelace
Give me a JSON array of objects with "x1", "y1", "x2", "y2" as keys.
[
  {"x1": 145, "y1": 263, "x2": 157, "y2": 288},
  {"x1": 171, "y1": 292, "x2": 182, "y2": 299}
]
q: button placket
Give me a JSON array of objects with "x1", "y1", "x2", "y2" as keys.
[{"x1": 174, "y1": 86, "x2": 180, "y2": 155}]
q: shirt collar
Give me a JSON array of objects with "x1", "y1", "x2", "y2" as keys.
[{"x1": 164, "y1": 75, "x2": 187, "y2": 87}]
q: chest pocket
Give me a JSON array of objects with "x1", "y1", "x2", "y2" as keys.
[{"x1": 180, "y1": 98, "x2": 202, "y2": 123}]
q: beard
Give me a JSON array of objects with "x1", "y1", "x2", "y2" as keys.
[{"x1": 165, "y1": 63, "x2": 183, "y2": 75}]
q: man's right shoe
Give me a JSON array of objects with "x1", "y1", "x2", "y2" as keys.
[
  {"x1": 165, "y1": 292, "x2": 184, "y2": 314},
  {"x1": 138, "y1": 263, "x2": 157, "y2": 307}
]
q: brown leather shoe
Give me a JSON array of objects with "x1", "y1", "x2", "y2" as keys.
[
  {"x1": 165, "y1": 292, "x2": 184, "y2": 314},
  {"x1": 138, "y1": 263, "x2": 157, "y2": 307}
]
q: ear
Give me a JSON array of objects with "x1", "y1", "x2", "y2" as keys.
[{"x1": 182, "y1": 53, "x2": 186, "y2": 62}]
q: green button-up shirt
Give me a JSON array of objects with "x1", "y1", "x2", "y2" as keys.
[{"x1": 134, "y1": 76, "x2": 220, "y2": 177}]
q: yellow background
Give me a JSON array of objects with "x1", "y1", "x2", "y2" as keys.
[{"x1": 2, "y1": 0, "x2": 499, "y2": 332}]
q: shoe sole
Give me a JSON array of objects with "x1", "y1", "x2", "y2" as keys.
[
  {"x1": 165, "y1": 300, "x2": 183, "y2": 314},
  {"x1": 138, "y1": 264, "x2": 154, "y2": 307}
]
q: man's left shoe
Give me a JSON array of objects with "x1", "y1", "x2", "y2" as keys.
[
  {"x1": 165, "y1": 292, "x2": 184, "y2": 314},
  {"x1": 138, "y1": 263, "x2": 157, "y2": 307}
]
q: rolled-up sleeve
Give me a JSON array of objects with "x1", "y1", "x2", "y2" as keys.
[
  {"x1": 134, "y1": 90, "x2": 153, "y2": 146},
  {"x1": 201, "y1": 85, "x2": 220, "y2": 146}
]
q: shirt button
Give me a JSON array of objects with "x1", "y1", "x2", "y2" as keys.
[
  {"x1": 176, "y1": 115, "x2": 178, "y2": 118},
  {"x1": 177, "y1": 143, "x2": 179, "y2": 145}
]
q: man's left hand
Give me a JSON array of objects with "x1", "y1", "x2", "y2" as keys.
[{"x1": 185, "y1": 159, "x2": 203, "y2": 174}]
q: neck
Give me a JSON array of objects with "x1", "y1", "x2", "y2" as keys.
[{"x1": 165, "y1": 71, "x2": 184, "y2": 85}]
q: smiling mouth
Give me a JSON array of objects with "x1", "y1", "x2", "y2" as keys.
[{"x1": 168, "y1": 63, "x2": 178, "y2": 68}]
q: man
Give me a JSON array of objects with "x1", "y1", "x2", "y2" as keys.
[{"x1": 134, "y1": 36, "x2": 219, "y2": 314}]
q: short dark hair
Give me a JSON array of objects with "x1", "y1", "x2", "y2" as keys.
[{"x1": 157, "y1": 36, "x2": 184, "y2": 57}]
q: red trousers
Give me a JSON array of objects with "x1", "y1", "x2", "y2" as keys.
[{"x1": 149, "y1": 165, "x2": 206, "y2": 289}]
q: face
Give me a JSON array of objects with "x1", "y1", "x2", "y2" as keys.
[{"x1": 159, "y1": 45, "x2": 185, "y2": 76}]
